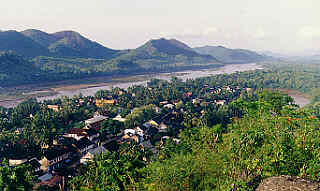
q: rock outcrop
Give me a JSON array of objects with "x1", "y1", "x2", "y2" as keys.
[{"x1": 256, "y1": 175, "x2": 320, "y2": 191}]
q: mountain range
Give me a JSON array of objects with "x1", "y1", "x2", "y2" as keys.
[
  {"x1": 0, "y1": 29, "x2": 267, "y2": 62},
  {"x1": 0, "y1": 29, "x2": 269, "y2": 87}
]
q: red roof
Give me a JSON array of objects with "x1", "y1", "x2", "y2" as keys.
[
  {"x1": 38, "y1": 175, "x2": 62, "y2": 187},
  {"x1": 69, "y1": 128, "x2": 86, "y2": 135},
  {"x1": 18, "y1": 139, "x2": 27, "y2": 145}
]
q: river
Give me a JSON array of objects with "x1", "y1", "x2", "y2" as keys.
[
  {"x1": 3, "y1": 63, "x2": 308, "y2": 108},
  {"x1": 37, "y1": 63, "x2": 263, "y2": 101}
]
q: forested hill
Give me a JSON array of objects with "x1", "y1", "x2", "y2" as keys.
[
  {"x1": 194, "y1": 45, "x2": 268, "y2": 63},
  {"x1": 101, "y1": 38, "x2": 219, "y2": 71},
  {"x1": 0, "y1": 30, "x2": 51, "y2": 57},
  {"x1": 0, "y1": 52, "x2": 43, "y2": 87},
  {"x1": 0, "y1": 29, "x2": 119, "y2": 59}
]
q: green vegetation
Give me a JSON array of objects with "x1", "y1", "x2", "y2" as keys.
[
  {"x1": 0, "y1": 30, "x2": 50, "y2": 57},
  {"x1": 0, "y1": 52, "x2": 43, "y2": 86},
  {"x1": 141, "y1": 92, "x2": 320, "y2": 191},
  {"x1": 0, "y1": 35, "x2": 225, "y2": 87},
  {"x1": 0, "y1": 160, "x2": 35, "y2": 191},
  {"x1": 194, "y1": 45, "x2": 267, "y2": 63},
  {"x1": 14, "y1": 29, "x2": 119, "y2": 59},
  {"x1": 1, "y1": 59, "x2": 320, "y2": 190}
]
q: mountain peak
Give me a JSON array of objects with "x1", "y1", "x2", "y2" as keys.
[
  {"x1": 21, "y1": 29, "x2": 59, "y2": 47},
  {"x1": 52, "y1": 30, "x2": 83, "y2": 40},
  {"x1": 144, "y1": 38, "x2": 198, "y2": 56}
]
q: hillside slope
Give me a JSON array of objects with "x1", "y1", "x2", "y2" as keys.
[
  {"x1": 194, "y1": 45, "x2": 266, "y2": 63},
  {"x1": 0, "y1": 52, "x2": 42, "y2": 86},
  {"x1": 0, "y1": 30, "x2": 50, "y2": 57},
  {"x1": 49, "y1": 31, "x2": 119, "y2": 59}
]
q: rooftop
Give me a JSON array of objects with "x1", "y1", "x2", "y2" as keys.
[
  {"x1": 85, "y1": 128, "x2": 99, "y2": 137},
  {"x1": 85, "y1": 115, "x2": 107, "y2": 124},
  {"x1": 43, "y1": 146, "x2": 73, "y2": 161},
  {"x1": 73, "y1": 138, "x2": 94, "y2": 150},
  {"x1": 88, "y1": 146, "x2": 106, "y2": 155}
]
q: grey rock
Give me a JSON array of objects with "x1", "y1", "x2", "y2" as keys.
[{"x1": 256, "y1": 176, "x2": 320, "y2": 191}]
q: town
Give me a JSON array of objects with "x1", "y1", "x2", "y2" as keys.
[{"x1": 0, "y1": 76, "x2": 255, "y2": 189}]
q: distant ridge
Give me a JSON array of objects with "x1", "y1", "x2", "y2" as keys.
[{"x1": 194, "y1": 45, "x2": 267, "y2": 63}]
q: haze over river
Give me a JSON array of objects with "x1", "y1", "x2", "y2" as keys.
[{"x1": 0, "y1": 63, "x2": 310, "y2": 108}]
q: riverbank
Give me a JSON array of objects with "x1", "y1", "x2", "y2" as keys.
[
  {"x1": 0, "y1": 63, "x2": 262, "y2": 108},
  {"x1": 278, "y1": 89, "x2": 312, "y2": 107}
]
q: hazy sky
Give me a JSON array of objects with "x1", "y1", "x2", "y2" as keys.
[{"x1": 1, "y1": 0, "x2": 319, "y2": 55}]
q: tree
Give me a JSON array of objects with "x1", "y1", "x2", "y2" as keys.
[{"x1": 0, "y1": 161, "x2": 35, "y2": 191}]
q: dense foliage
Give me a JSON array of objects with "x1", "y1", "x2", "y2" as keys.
[
  {"x1": 141, "y1": 91, "x2": 320, "y2": 191},
  {"x1": 0, "y1": 160, "x2": 35, "y2": 191},
  {"x1": 1, "y1": 61, "x2": 320, "y2": 190}
]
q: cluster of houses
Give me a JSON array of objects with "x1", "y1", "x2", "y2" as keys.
[
  {"x1": 8, "y1": 114, "x2": 109, "y2": 187},
  {"x1": 8, "y1": 112, "x2": 172, "y2": 188}
]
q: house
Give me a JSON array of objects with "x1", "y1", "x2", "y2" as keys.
[
  {"x1": 53, "y1": 136, "x2": 76, "y2": 146},
  {"x1": 73, "y1": 137, "x2": 95, "y2": 156},
  {"x1": 134, "y1": 127, "x2": 145, "y2": 142},
  {"x1": 124, "y1": 129, "x2": 136, "y2": 136},
  {"x1": 9, "y1": 158, "x2": 28, "y2": 166},
  {"x1": 215, "y1": 100, "x2": 226, "y2": 106},
  {"x1": 163, "y1": 104, "x2": 174, "y2": 109},
  {"x1": 96, "y1": 99, "x2": 116, "y2": 107},
  {"x1": 84, "y1": 128, "x2": 100, "y2": 142},
  {"x1": 113, "y1": 114, "x2": 127, "y2": 122},
  {"x1": 158, "y1": 122, "x2": 169, "y2": 133},
  {"x1": 134, "y1": 127, "x2": 144, "y2": 137},
  {"x1": 22, "y1": 158, "x2": 42, "y2": 173},
  {"x1": 80, "y1": 146, "x2": 106, "y2": 164},
  {"x1": 122, "y1": 134, "x2": 139, "y2": 143},
  {"x1": 37, "y1": 175, "x2": 62, "y2": 188},
  {"x1": 159, "y1": 101, "x2": 168, "y2": 105},
  {"x1": 47, "y1": 105, "x2": 60, "y2": 112},
  {"x1": 192, "y1": 99, "x2": 200, "y2": 104},
  {"x1": 143, "y1": 120, "x2": 159, "y2": 128},
  {"x1": 85, "y1": 115, "x2": 108, "y2": 130},
  {"x1": 66, "y1": 128, "x2": 86, "y2": 140},
  {"x1": 40, "y1": 146, "x2": 73, "y2": 172},
  {"x1": 66, "y1": 128, "x2": 100, "y2": 142}
]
